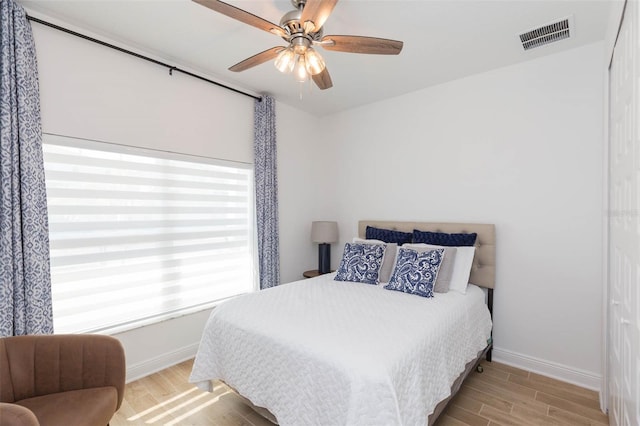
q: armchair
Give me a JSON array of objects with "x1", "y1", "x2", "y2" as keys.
[{"x1": 0, "y1": 334, "x2": 125, "y2": 426}]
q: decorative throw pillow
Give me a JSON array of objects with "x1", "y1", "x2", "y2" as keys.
[
  {"x1": 412, "y1": 229, "x2": 477, "y2": 247},
  {"x1": 353, "y1": 238, "x2": 398, "y2": 283},
  {"x1": 334, "y1": 243, "x2": 386, "y2": 285},
  {"x1": 384, "y1": 248, "x2": 444, "y2": 298},
  {"x1": 402, "y1": 244, "x2": 457, "y2": 293},
  {"x1": 365, "y1": 226, "x2": 412, "y2": 245}
]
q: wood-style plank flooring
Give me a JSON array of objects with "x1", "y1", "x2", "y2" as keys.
[{"x1": 111, "y1": 359, "x2": 608, "y2": 426}]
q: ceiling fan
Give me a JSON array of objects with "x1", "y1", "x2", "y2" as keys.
[{"x1": 193, "y1": 0, "x2": 404, "y2": 90}]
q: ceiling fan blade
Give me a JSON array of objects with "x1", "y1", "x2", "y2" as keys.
[
  {"x1": 321, "y1": 35, "x2": 403, "y2": 55},
  {"x1": 193, "y1": 0, "x2": 286, "y2": 37},
  {"x1": 301, "y1": 0, "x2": 338, "y2": 33},
  {"x1": 229, "y1": 47, "x2": 286, "y2": 72},
  {"x1": 312, "y1": 68, "x2": 333, "y2": 90}
]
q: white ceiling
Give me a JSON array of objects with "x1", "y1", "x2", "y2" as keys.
[{"x1": 20, "y1": 0, "x2": 613, "y2": 116}]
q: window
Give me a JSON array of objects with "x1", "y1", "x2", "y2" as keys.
[{"x1": 43, "y1": 134, "x2": 255, "y2": 333}]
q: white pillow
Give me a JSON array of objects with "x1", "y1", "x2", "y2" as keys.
[
  {"x1": 352, "y1": 238, "x2": 397, "y2": 283},
  {"x1": 408, "y1": 243, "x2": 475, "y2": 294}
]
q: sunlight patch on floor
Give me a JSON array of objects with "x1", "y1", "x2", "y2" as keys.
[
  {"x1": 163, "y1": 391, "x2": 232, "y2": 426},
  {"x1": 145, "y1": 391, "x2": 212, "y2": 423},
  {"x1": 127, "y1": 388, "x2": 198, "y2": 421}
]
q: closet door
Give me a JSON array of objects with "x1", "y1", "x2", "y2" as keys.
[{"x1": 608, "y1": 1, "x2": 639, "y2": 425}]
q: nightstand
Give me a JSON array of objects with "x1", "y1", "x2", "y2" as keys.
[{"x1": 303, "y1": 269, "x2": 333, "y2": 278}]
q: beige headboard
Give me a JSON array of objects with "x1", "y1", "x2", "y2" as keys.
[{"x1": 358, "y1": 221, "x2": 496, "y2": 289}]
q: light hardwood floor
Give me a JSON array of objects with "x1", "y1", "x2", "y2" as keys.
[{"x1": 111, "y1": 360, "x2": 608, "y2": 426}]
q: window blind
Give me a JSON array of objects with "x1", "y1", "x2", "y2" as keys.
[{"x1": 43, "y1": 134, "x2": 255, "y2": 333}]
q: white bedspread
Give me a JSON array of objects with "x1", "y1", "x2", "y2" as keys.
[{"x1": 189, "y1": 274, "x2": 492, "y2": 426}]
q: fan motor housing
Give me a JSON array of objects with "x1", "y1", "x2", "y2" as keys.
[
  {"x1": 279, "y1": 8, "x2": 323, "y2": 41},
  {"x1": 280, "y1": 9, "x2": 302, "y2": 34}
]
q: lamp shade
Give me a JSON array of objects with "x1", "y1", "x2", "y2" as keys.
[{"x1": 311, "y1": 221, "x2": 338, "y2": 243}]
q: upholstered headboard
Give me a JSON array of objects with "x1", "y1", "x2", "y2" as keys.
[{"x1": 358, "y1": 221, "x2": 496, "y2": 289}]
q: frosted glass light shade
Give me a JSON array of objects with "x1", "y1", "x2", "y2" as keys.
[
  {"x1": 311, "y1": 221, "x2": 339, "y2": 243},
  {"x1": 274, "y1": 47, "x2": 295, "y2": 73},
  {"x1": 305, "y1": 48, "x2": 325, "y2": 75}
]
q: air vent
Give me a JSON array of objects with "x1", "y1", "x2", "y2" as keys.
[{"x1": 519, "y1": 16, "x2": 573, "y2": 51}]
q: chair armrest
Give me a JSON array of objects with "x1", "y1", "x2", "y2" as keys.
[
  {"x1": 0, "y1": 403, "x2": 40, "y2": 426},
  {"x1": 3, "y1": 335, "x2": 125, "y2": 409}
]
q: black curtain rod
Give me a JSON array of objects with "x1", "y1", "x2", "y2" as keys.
[{"x1": 26, "y1": 15, "x2": 262, "y2": 102}]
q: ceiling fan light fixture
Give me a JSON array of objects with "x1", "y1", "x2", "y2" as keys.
[
  {"x1": 304, "y1": 47, "x2": 325, "y2": 75},
  {"x1": 293, "y1": 54, "x2": 309, "y2": 82},
  {"x1": 274, "y1": 47, "x2": 295, "y2": 73},
  {"x1": 193, "y1": 0, "x2": 404, "y2": 91}
]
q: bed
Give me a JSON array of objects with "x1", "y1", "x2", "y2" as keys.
[{"x1": 190, "y1": 220, "x2": 496, "y2": 426}]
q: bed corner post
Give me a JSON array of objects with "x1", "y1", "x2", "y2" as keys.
[{"x1": 487, "y1": 288, "x2": 494, "y2": 362}]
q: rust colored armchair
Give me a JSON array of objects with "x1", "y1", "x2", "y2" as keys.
[{"x1": 0, "y1": 334, "x2": 125, "y2": 426}]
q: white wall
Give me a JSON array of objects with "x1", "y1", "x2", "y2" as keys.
[
  {"x1": 276, "y1": 102, "x2": 333, "y2": 283},
  {"x1": 322, "y1": 42, "x2": 605, "y2": 389},
  {"x1": 33, "y1": 19, "x2": 254, "y2": 163}
]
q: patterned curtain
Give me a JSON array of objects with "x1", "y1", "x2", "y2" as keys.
[
  {"x1": 0, "y1": 0, "x2": 53, "y2": 336},
  {"x1": 254, "y1": 96, "x2": 280, "y2": 289}
]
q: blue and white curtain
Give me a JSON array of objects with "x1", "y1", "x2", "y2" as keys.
[
  {"x1": 0, "y1": 0, "x2": 53, "y2": 336},
  {"x1": 254, "y1": 96, "x2": 280, "y2": 289}
]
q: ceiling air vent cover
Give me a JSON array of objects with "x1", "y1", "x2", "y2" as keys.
[{"x1": 519, "y1": 16, "x2": 573, "y2": 51}]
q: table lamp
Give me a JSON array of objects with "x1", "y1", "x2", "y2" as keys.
[{"x1": 311, "y1": 221, "x2": 339, "y2": 274}]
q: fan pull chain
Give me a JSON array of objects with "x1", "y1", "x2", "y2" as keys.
[{"x1": 298, "y1": 78, "x2": 313, "y2": 101}]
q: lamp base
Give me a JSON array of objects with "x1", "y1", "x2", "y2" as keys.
[{"x1": 318, "y1": 243, "x2": 331, "y2": 274}]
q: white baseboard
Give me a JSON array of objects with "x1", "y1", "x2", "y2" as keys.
[
  {"x1": 492, "y1": 347, "x2": 602, "y2": 392},
  {"x1": 126, "y1": 342, "x2": 200, "y2": 383}
]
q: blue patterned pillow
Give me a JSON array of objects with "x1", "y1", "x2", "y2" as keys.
[
  {"x1": 366, "y1": 226, "x2": 412, "y2": 245},
  {"x1": 384, "y1": 248, "x2": 444, "y2": 298},
  {"x1": 412, "y1": 230, "x2": 477, "y2": 247},
  {"x1": 334, "y1": 243, "x2": 386, "y2": 285}
]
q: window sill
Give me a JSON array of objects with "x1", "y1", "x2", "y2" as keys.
[{"x1": 88, "y1": 294, "x2": 248, "y2": 336}]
